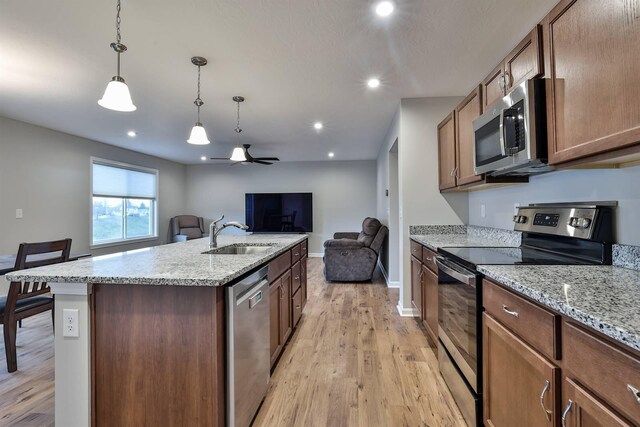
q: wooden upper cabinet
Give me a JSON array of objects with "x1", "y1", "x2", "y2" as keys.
[
  {"x1": 483, "y1": 314, "x2": 559, "y2": 427},
  {"x1": 482, "y1": 63, "x2": 506, "y2": 110},
  {"x1": 505, "y1": 26, "x2": 543, "y2": 90},
  {"x1": 543, "y1": 0, "x2": 640, "y2": 165},
  {"x1": 455, "y1": 86, "x2": 483, "y2": 186},
  {"x1": 561, "y1": 378, "x2": 633, "y2": 427},
  {"x1": 438, "y1": 112, "x2": 457, "y2": 190},
  {"x1": 482, "y1": 26, "x2": 543, "y2": 110}
]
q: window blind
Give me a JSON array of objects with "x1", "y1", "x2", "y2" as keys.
[{"x1": 92, "y1": 162, "x2": 157, "y2": 199}]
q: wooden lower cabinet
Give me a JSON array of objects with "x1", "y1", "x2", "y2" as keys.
[
  {"x1": 279, "y1": 270, "x2": 293, "y2": 346},
  {"x1": 422, "y1": 264, "x2": 438, "y2": 342},
  {"x1": 270, "y1": 279, "x2": 283, "y2": 366},
  {"x1": 561, "y1": 378, "x2": 633, "y2": 427},
  {"x1": 411, "y1": 255, "x2": 423, "y2": 316},
  {"x1": 483, "y1": 313, "x2": 559, "y2": 427}
]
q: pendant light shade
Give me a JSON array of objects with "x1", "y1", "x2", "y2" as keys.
[
  {"x1": 187, "y1": 122, "x2": 211, "y2": 145},
  {"x1": 98, "y1": 77, "x2": 136, "y2": 112},
  {"x1": 230, "y1": 146, "x2": 247, "y2": 161},
  {"x1": 99, "y1": 0, "x2": 136, "y2": 112},
  {"x1": 187, "y1": 56, "x2": 211, "y2": 145}
]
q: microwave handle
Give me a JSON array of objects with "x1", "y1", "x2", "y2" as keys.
[
  {"x1": 435, "y1": 257, "x2": 477, "y2": 286},
  {"x1": 499, "y1": 108, "x2": 507, "y2": 156}
]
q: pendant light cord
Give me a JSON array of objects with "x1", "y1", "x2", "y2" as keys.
[
  {"x1": 115, "y1": 0, "x2": 123, "y2": 77},
  {"x1": 196, "y1": 65, "x2": 202, "y2": 123},
  {"x1": 236, "y1": 99, "x2": 241, "y2": 133}
]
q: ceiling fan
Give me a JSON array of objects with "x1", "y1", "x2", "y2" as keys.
[
  {"x1": 209, "y1": 96, "x2": 281, "y2": 165},
  {"x1": 210, "y1": 143, "x2": 280, "y2": 165}
]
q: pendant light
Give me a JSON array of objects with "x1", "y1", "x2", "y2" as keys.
[
  {"x1": 230, "y1": 96, "x2": 247, "y2": 161},
  {"x1": 187, "y1": 57, "x2": 211, "y2": 145},
  {"x1": 98, "y1": 0, "x2": 136, "y2": 112}
]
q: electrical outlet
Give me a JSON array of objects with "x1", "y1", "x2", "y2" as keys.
[
  {"x1": 62, "y1": 309, "x2": 79, "y2": 338},
  {"x1": 15, "y1": 209, "x2": 23, "y2": 219},
  {"x1": 481, "y1": 204, "x2": 486, "y2": 218}
]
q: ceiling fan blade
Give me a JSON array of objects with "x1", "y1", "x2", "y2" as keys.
[
  {"x1": 253, "y1": 160, "x2": 273, "y2": 165},
  {"x1": 253, "y1": 157, "x2": 280, "y2": 161},
  {"x1": 210, "y1": 157, "x2": 231, "y2": 160}
]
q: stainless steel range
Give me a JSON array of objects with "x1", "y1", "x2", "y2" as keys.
[{"x1": 435, "y1": 202, "x2": 616, "y2": 427}]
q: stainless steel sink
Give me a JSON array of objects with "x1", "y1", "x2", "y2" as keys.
[{"x1": 203, "y1": 245, "x2": 273, "y2": 255}]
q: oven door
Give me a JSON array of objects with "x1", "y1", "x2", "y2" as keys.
[{"x1": 436, "y1": 256, "x2": 481, "y2": 392}]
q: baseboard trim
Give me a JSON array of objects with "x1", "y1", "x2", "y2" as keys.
[
  {"x1": 387, "y1": 281, "x2": 400, "y2": 289},
  {"x1": 308, "y1": 252, "x2": 323, "y2": 258},
  {"x1": 377, "y1": 260, "x2": 400, "y2": 288},
  {"x1": 396, "y1": 303, "x2": 417, "y2": 317}
]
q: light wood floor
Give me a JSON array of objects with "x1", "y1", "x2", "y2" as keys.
[
  {"x1": 253, "y1": 259, "x2": 466, "y2": 427},
  {"x1": 0, "y1": 258, "x2": 466, "y2": 427}
]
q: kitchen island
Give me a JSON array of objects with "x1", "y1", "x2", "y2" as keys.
[{"x1": 5, "y1": 234, "x2": 308, "y2": 427}]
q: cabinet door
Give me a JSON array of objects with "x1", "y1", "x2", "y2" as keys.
[
  {"x1": 483, "y1": 314, "x2": 559, "y2": 427},
  {"x1": 482, "y1": 62, "x2": 506, "y2": 109},
  {"x1": 269, "y1": 280, "x2": 282, "y2": 366},
  {"x1": 561, "y1": 378, "x2": 632, "y2": 427},
  {"x1": 422, "y1": 265, "x2": 438, "y2": 343},
  {"x1": 455, "y1": 86, "x2": 483, "y2": 186},
  {"x1": 410, "y1": 256, "x2": 423, "y2": 317},
  {"x1": 543, "y1": 0, "x2": 640, "y2": 165},
  {"x1": 279, "y1": 271, "x2": 292, "y2": 344},
  {"x1": 505, "y1": 26, "x2": 542, "y2": 90},
  {"x1": 438, "y1": 112, "x2": 457, "y2": 191},
  {"x1": 292, "y1": 288, "x2": 303, "y2": 327},
  {"x1": 300, "y1": 257, "x2": 307, "y2": 311}
]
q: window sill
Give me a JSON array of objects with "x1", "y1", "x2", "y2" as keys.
[{"x1": 90, "y1": 236, "x2": 159, "y2": 250}]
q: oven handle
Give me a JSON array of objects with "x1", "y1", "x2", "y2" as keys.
[{"x1": 435, "y1": 257, "x2": 477, "y2": 286}]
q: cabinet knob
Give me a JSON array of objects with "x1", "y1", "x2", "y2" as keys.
[
  {"x1": 628, "y1": 384, "x2": 640, "y2": 404},
  {"x1": 561, "y1": 400, "x2": 573, "y2": 427}
]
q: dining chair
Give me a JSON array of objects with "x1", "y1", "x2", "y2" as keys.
[{"x1": 1, "y1": 238, "x2": 72, "y2": 372}]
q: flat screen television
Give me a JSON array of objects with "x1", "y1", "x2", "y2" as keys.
[{"x1": 245, "y1": 193, "x2": 312, "y2": 233}]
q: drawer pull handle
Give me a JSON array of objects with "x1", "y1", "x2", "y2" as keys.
[
  {"x1": 628, "y1": 384, "x2": 640, "y2": 404},
  {"x1": 295, "y1": 276, "x2": 300, "y2": 280},
  {"x1": 502, "y1": 305, "x2": 519, "y2": 318},
  {"x1": 294, "y1": 252, "x2": 299, "y2": 256},
  {"x1": 540, "y1": 380, "x2": 552, "y2": 421},
  {"x1": 561, "y1": 400, "x2": 573, "y2": 427}
]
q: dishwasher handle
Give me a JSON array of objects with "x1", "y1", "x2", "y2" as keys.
[{"x1": 236, "y1": 279, "x2": 269, "y2": 307}]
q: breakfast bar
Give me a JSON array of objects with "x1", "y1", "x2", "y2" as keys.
[{"x1": 5, "y1": 234, "x2": 308, "y2": 427}]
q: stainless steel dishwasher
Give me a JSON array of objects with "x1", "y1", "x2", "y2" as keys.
[{"x1": 227, "y1": 265, "x2": 270, "y2": 427}]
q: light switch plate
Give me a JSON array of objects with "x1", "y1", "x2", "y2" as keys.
[
  {"x1": 62, "y1": 309, "x2": 79, "y2": 338},
  {"x1": 15, "y1": 208, "x2": 23, "y2": 219},
  {"x1": 481, "y1": 204, "x2": 486, "y2": 218}
]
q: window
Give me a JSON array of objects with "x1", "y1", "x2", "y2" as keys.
[{"x1": 91, "y1": 158, "x2": 158, "y2": 247}]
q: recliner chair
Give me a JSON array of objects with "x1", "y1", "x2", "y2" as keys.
[
  {"x1": 169, "y1": 215, "x2": 209, "y2": 242},
  {"x1": 323, "y1": 217, "x2": 388, "y2": 282}
]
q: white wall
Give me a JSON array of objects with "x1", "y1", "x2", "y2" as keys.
[
  {"x1": 397, "y1": 97, "x2": 469, "y2": 312},
  {"x1": 469, "y1": 167, "x2": 640, "y2": 245},
  {"x1": 184, "y1": 160, "x2": 377, "y2": 254},
  {"x1": 0, "y1": 116, "x2": 187, "y2": 257}
]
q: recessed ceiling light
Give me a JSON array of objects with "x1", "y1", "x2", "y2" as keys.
[
  {"x1": 314, "y1": 122, "x2": 323, "y2": 130},
  {"x1": 200, "y1": 156, "x2": 207, "y2": 161},
  {"x1": 127, "y1": 130, "x2": 136, "y2": 137},
  {"x1": 375, "y1": 1, "x2": 395, "y2": 17},
  {"x1": 367, "y1": 78, "x2": 381, "y2": 89},
  {"x1": 328, "y1": 152, "x2": 335, "y2": 158}
]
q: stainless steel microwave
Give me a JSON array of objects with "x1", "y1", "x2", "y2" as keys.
[{"x1": 473, "y1": 79, "x2": 551, "y2": 176}]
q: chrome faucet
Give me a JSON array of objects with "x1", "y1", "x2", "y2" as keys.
[{"x1": 209, "y1": 215, "x2": 249, "y2": 248}]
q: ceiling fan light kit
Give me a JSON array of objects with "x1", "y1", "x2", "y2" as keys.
[
  {"x1": 98, "y1": 0, "x2": 136, "y2": 112},
  {"x1": 187, "y1": 56, "x2": 211, "y2": 145}
]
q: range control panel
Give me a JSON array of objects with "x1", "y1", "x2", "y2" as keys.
[{"x1": 512, "y1": 203, "x2": 615, "y2": 242}]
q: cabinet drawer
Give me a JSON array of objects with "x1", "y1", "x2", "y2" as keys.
[
  {"x1": 301, "y1": 239, "x2": 308, "y2": 257},
  {"x1": 410, "y1": 240, "x2": 423, "y2": 259},
  {"x1": 292, "y1": 288, "x2": 303, "y2": 327},
  {"x1": 291, "y1": 244, "x2": 302, "y2": 263},
  {"x1": 421, "y1": 247, "x2": 438, "y2": 273},
  {"x1": 564, "y1": 321, "x2": 640, "y2": 423},
  {"x1": 268, "y1": 250, "x2": 292, "y2": 283},
  {"x1": 483, "y1": 279, "x2": 559, "y2": 360},
  {"x1": 291, "y1": 261, "x2": 302, "y2": 294}
]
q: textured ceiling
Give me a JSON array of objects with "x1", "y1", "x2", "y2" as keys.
[{"x1": 0, "y1": 0, "x2": 558, "y2": 164}]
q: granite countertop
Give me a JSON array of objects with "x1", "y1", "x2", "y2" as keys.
[
  {"x1": 5, "y1": 234, "x2": 307, "y2": 287},
  {"x1": 479, "y1": 265, "x2": 640, "y2": 352},
  {"x1": 410, "y1": 225, "x2": 521, "y2": 251}
]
